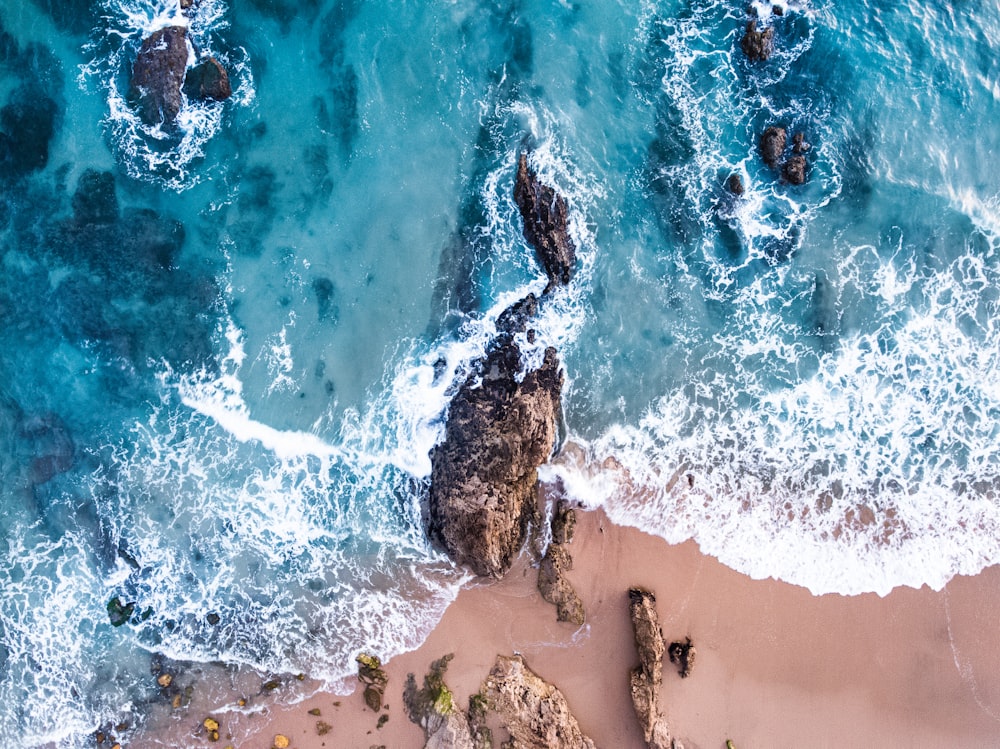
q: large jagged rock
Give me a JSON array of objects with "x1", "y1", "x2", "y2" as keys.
[
  {"x1": 428, "y1": 333, "x2": 563, "y2": 578},
  {"x1": 537, "y1": 544, "x2": 585, "y2": 625},
  {"x1": 514, "y1": 152, "x2": 577, "y2": 292},
  {"x1": 628, "y1": 588, "x2": 676, "y2": 749},
  {"x1": 404, "y1": 655, "x2": 488, "y2": 749},
  {"x1": 130, "y1": 25, "x2": 191, "y2": 127},
  {"x1": 740, "y1": 20, "x2": 774, "y2": 61},
  {"x1": 482, "y1": 655, "x2": 596, "y2": 749},
  {"x1": 759, "y1": 126, "x2": 787, "y2": 168}
]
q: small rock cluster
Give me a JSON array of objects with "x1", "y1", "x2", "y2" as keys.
[
  {"x1": 129, "y1": 5, "x2": 233, "y2": 128},
  {"x1": 356, "y1": 653, "x2": 389, "y2": 712},
  {"x1": 735, "y1": 4, "x2": 813, "y2": 189},
  {"x1": 760, "y1": 126, "x2": 811, "y2": 185}
]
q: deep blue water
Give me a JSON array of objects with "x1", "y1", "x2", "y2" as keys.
[{"x1": 1, "y1": 0, "x2": 998, "y2": 744}]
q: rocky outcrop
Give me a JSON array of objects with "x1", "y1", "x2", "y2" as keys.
[
  {"x1": 183, "y1": 57, "x2": 232, "y2": 102},
  {"x1": 668, "y1": 638, "x2": 696, "y2": 679},
  {"x1": 428, "y1": 331, "x2": 562, "y2": 578},
  {"x1": 726, "y1": 173, "x2": 745, "y2": 197},
  {"x1": 781, "y1": 155, "x2": 807, "y2": 185},
  {"x1": 130, "y1": 26, "x2": 190, "y2": 127},
  {"x1": 628, "y1": 588, "x2": 677, "y2": 749},
  {"x1": 759, "y1": 126, "x2": 786, "y2": 168},
  {"x1": 549, "y1": 499, "x2": 576, "y2": 544},
  {"x1": 483, "y1": 655, "x2": 596, "y2": 749},
  {"x1": 538, "y1": 499, "x2": 585, "y2": 625},
  {"x1": 514, "y1": 152, "x2": 577, "y2": 292},
  {"x1": 404, "y1": 655, "x2": 487, "y2": 749},
  {"x1": 538, "y1": 544, "x2": 585, "y2": 625},
  {"x1": 740, "y1": 20, "x2": 774, "y2": 61}
]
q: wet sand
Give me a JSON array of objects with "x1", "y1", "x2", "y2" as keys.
[{"x1": 176, "y1": 504, "x2": 1000, "y2": 749}]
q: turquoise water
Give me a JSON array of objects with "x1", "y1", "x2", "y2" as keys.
[{"x1": 1, "y1": 0, "x2": 998, "y2": 744}]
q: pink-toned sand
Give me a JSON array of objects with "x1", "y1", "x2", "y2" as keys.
[{"x1": 160, "y1": 505, "x2": 1000, "y2": 749}]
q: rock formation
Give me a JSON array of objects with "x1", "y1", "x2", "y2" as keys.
[
  {"x1": 628, "y1": 588, "x2": 678, "y2": 749},
  {"x1": 183, "y1": 56, "x2": 232, "y2": 102},
  {"x1": 759, "y1": 126, "x2": 787, "y2": 168},
  {"x1": 427, "y1": 333, "x2": 562, "y2": 578},
  {"x1": 537, "y1": 499, "x2": 585, "y2": 625},
  {"x1": 482, "y1": 655, "x2": 597, "y2": 749},
  {"x1": 130, "y1": 26, "x2": 190, "y2": 126},
  {"x1": 726, "y1": 173, "x2": 745, "y2": 197},
  {"x1": 740, "y1": 20, "x2": 774, "y2": 61},
  {"x1": 781, "y1": 154, "x2": 807, "y2": 185},
  {"x1": 537, "y1": 544, "x2": 585, "y2": 625},
  {"x1": 404, "y1": 655, "x2": 487, "y2": 749},
  {"x1": 514, "y1": 152, "x2": 577, "y2": 292},
  {"x1": 356, "y1": 653, "x2": 388, "y2": 712}
]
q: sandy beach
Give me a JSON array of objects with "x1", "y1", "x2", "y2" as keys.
[{"x1": 144, "y1": 501, "x2": 1000, "y2": 749}]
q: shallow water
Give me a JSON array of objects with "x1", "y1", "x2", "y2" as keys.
[{"x1": 1, "y1": 0, "x2": 998, "y2": 744}]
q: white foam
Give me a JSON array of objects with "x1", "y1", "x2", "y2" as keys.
[{"x1": 550, "y1": 246, "x2": 1000, "y2": 596}]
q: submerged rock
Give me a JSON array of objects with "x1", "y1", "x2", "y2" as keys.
[
  {"x1": 427, "y1": 335, "x2": 563, "y2": 578},
  {"x1": 759, "y1": 126, "x2": 786, "y2": 168},
  {"x1": 628, "y1": 588, "x2": 677, "y2": 749},
  {"x1": 482, "y1": 655, "x2": 596, "y2": 749},
  {"x1": 183, "y1": 57, "x2": 232, "y2": 102},
  {"x1": 740, "y1": 20, "x2": 774, "y2": 61},
  {"x1": 130, "y1": 26, "x2": 190, "y2": 127},
  {"x1": 514, "y1": 152, "x2": 577, "y2": 291}
]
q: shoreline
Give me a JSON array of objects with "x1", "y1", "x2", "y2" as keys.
[{"x1": 149, "y1": 506, "x2": 1000, "y2": 748}]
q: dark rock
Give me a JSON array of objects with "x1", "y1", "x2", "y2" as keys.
[
  {"x1": 206, "y1": 612, "x2": 220, "y2": 625},
  {"x1": 514, "y1": 152, "x2": 577, "y2": 291},
  {"x1": 759, "y1": 126, "x2": 787, "y2": 168},
  {"x1": 782, "y1": 155, "x2": 807, "y2": 185},
  {"x1": 495, "y1": 293, "x2": 538, "y2": 338},
  {"x1": 537, "y1": 545, "x2": 585, "y2": 625},
  {"x1": 726, "y1": 173, "x2": 745, "y2": 197},
  {"x1": 427, "y1": 340, "x2": 563, "y2": 579},
  {"x1": 0, "y1": 89, "x2": 58, "y2": 180},
  {"x1": 740, "y1": 20, "x2": 774, "y2": 61},
  {"x1": 183, "y1": 57, "x2": 232, "y2": 102},
  {"x1": 107, "y1": 596, "x2": 135, "y2": 627},
  {"x1": 668, "y1": 638, "x2": 697, "y2": 679},
  {"x1": 792, "y1": 131, "x2": 811, "y2": 153},
  {"x1": 628, "y1": 588, "x2": 676, "y2": 749},
  {"x1": 180, "y1": 0, "x2": 194, "y2": 9},
  {"x1": 72, "y1": 170, "x2": 119, "y2": 226},
  {"x1": 130, "y1": 26, "x2": 190, "y2": 127},
  {"x1": 482, "y1": 654, "x2": 596, "y2": 749}
]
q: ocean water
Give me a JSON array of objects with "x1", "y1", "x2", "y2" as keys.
[{"x1": 1, "y1": 0, "x2": 998, "y2": 744}]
